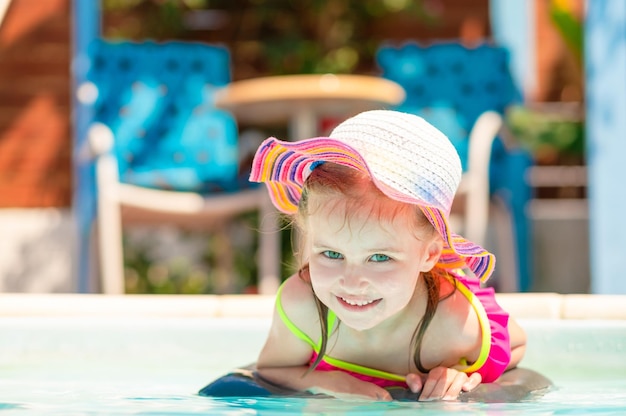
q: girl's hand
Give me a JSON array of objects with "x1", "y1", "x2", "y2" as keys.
[
  {"x1": 307, "y1": 371, "x2": 393, "y2": 401},
  {"x1": 406, "y1": 367, "x2": 482, "y2": 401}
]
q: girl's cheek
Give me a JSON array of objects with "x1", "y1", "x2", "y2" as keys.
[{"x1": 308, "y1": 260, "x2": 335, "y2": 283}]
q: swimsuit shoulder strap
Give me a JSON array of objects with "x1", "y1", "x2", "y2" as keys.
[
  {"x1": 327, "y1": 309, "x2": 338, "y2": 336},
  {"x1": 275, "y1": 281, "x2": 318, "y2": 351},
  {"x1": 447, "y1": 273, "x2": 492, "y2": 373}
]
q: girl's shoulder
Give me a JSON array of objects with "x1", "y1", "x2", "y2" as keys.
[
  {"x1": 276, "y1": 274, "x2": 320, "y2": 334},
  {"x1": 279, "y1": 274, "x2": 315, "y2": 306},
  {"x1": 433, "y1": 276, "x2": 483, "y2": 360},
  {"x1": 436, "y1": 278, "x2": 472, "y2": 328}
]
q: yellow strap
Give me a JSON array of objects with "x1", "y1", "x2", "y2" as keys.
[
  {"x1": 448, "y1": 275, "x2": 492, "y2": 374},
  {"x1": 322, "y1": 354, "x2": 407, "y2": 382},
  {"x1": 325, "y1": 309, "x2": 406, "y2": 382},
  {"x1": 275, "y1": 282, "x2": 317, "y2": 350}
]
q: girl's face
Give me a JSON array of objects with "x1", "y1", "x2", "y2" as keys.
[{"x1": 305, "y1": 197, "x2": 442, "y2": 331}]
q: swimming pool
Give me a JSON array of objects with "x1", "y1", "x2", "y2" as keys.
[{"x1": 1, "y1": 293, "x2": 625, "y2": 415}]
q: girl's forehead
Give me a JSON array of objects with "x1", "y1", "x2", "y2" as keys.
[
  {"x1": 306, "y1": 193, "x2": 416, "y2": 231},
  {"x1": 308, "y1": 208, "x2": 402, "y2": 246}
]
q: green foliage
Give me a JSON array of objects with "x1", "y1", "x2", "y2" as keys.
[
  {"x1": 123, "y1": 214, "x2": 258, "y2": 294},
  {"x1": 102, "y1": 0, "x2": 431, "y2": 76},
  {"x1": 548, "y1": 0, "x2": 583, "y2": 64},
  {"x1": 506, "y1": 105, "x2": 584, "y2": 164},
  {"x1": 103, "y1": 0, "x2": 188, "y2": 39},
  {"x1": 122, "y1": 212, "x2": 296, "y2": 294}
]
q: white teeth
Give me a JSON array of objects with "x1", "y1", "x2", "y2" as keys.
[{"x1": 340, "y1": 297, "x2": 376, "y2": 306}]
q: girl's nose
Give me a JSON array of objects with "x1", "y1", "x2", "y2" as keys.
[{"x1": 340, "y1": 266, "x2": 366, "y2": 289}]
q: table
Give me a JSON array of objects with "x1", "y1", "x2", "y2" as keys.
[{"x1": 214, "y1": 73, "x2": 406, "y2": 140}]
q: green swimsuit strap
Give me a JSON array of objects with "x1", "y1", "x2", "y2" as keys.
[
  {"x1": 324, "y1": 310, "x2": 406, "y2": 382},
  {"x1": 276, "y1": 282, "x2": 343, "y2": 351},
  {"x1": 275, "y1": 282, "x2": 318, "y2": 351}
]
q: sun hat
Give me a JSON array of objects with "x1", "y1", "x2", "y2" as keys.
[{"x1": 249, "y1": 109, "x2": 495, "y2": 282}]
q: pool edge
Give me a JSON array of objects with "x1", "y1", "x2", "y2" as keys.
[{"x1": 0, "y1": 293, "x2": 624, "y2": 320}]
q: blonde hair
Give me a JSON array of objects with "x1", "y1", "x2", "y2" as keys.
[{"x1": 295, "y1": 163, "x2": 453, "y2": 374}]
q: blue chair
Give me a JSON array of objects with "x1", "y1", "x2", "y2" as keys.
[
  {"x1": 83, "y1": 40, "x2": 280, "y2": 294},
  {"x1": 376, "y1": 41, "x2": 534, "y2": 292}
]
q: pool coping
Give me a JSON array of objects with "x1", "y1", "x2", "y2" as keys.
[{"x1": 0, "y1": 293, "x2": 625, "y2": 320}]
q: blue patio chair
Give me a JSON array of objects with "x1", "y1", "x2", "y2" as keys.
[
  {"x1": 83, "y1": 39, "x2": 280, "y2": 294},
  {"x1": 376, "y1": 41, "x2": 533, "y2": 292}
]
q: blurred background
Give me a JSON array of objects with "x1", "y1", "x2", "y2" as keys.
[{"x1": 0, "y1": 0, "x2": 590, "y2": 295}]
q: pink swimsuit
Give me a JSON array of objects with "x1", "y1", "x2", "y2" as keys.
[{"x1": 276, "y1": 272, "x2": 512, "y2": 387}]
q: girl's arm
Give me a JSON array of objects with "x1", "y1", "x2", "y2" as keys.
[
  {"x1": 506, "y1": 317, "x2": 527, "y2": 369},
  {"x1": 256, "y1": 276, "x2": 316, "y2": 374},
  {"x1": 258, "y1": 365, "x2": 393, "y2": 401},
  {"x1": 256, "y1": 276, "x2": 393, "y2": 401}
]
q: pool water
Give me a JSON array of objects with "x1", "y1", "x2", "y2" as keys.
[{"x1": 1, "y1": 317, "x2": 625, "y2": 415}]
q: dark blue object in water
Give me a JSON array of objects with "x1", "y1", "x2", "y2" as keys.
[
  {"x1": 199, "y1": 365, "x2": 552, "y2": 403},
  {"x1": 199, "y1": 373, "x2": 273, "y2": 397}
]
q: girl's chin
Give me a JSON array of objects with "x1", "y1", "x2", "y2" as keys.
[{"x1": 339, "y1": 317, "x2": 382, "y2": 332}]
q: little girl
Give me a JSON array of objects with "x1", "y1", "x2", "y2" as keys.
[{"x1": 249, "y1": 110, "x2": 526, "y2": 401}]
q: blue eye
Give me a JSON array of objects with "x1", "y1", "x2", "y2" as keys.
[
  {"x1": 370, "y1": 254, "x2": 390, "y2": 262},
  {"x1": 323, "y1": 250, "x2": 344, "y2": 260}
]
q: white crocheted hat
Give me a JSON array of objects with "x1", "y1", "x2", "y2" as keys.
[{"x1": 250, "y1": 110, "x2": 495, "y2": 281}]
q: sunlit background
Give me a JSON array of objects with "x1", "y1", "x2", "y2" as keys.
[{"x1": 0, "y1": 0, "x2": 612, "y2": 296}]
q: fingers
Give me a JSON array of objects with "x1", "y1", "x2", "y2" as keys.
[
  {"x1": 350, "y1": 383, "x2": 394, "y2": 402},
  {"x1": 417, "y1": 367, "x2": 477, "y2": 401},
  {"x1": 462, "y1": 372, "x2": 482, "y2": 392},
  {"x1": 354, "y1": 385, "x2": 393, "y2": 402},
  {"x1": 311, "y1": 372, "x2": 394, "y2": 401},
  {"x1": 375, "y1": 388, "x2": 393, "y2": 401},
  {"x1": 418, "y1": 367, "x2": 448, "y2": 401},
  {"x1": 442, "y1": 372, "x2": 468, "y2": 401},
  {"x1": 419, "y1": 367, "x2": 456, "y2": 401},
  {"x1": 405, "y1": 372, "x2": 424, "y2": 394},
  {"x1": 358, "y1": 383, "x2": 393, "y2": 401},
  {"x1": 327, "y1": 383, "x2": 393, "y2": 402}
]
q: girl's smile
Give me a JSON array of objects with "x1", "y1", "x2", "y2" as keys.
[{"x1": 335, "y1": 294, "x2": 383, "y2": 316}]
